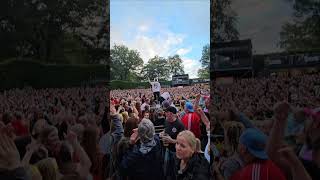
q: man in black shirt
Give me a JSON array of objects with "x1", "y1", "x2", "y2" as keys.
[{"x1": 162, "y1": 106, "x2": 185, "y2": 180}]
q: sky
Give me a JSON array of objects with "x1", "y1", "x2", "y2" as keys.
[
  {"x1": 231, "y1": 0, "x2": 294, "y2": 54},
  {"x1": 110, "y1": 0, "x2": 210, "y2": 79}
]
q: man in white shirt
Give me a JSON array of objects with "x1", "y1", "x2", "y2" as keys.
[{"x1": 149, "y1": 77, "x2": 161, "y2": 102}]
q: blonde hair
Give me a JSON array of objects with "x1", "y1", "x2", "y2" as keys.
[
  {"x1": 196, "y1": 138, "x2": 202, "y2": 153},
  {"x1": 122, "y1": 111, "x2": 129, "y2": 123},
  {"x1": 25, "y1": 165, "x2": 42, "y2": 180},
  {"x1": 177, "y1": 130, "x2": 197, "y2": 151},
  {"x1": 35, "y1": 158, "x2": 59, "y2": 180}
]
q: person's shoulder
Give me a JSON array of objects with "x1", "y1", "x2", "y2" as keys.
[
  {"x1": 176, "y1": 119, "x2": 185, "y2": 126},
  {"x1": 192, "y1": 153, "x2": 210, "y2": 178},
  {"x1": 221, "y1": 156, "x2": 242, "y2": 170}
]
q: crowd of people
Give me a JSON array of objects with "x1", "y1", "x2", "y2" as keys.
[
  {"x1": 1, "y1": 71, "x2": 320, "y2": 180},
  {"x1": 0, "y1": 83, "x2": 212, "y2": 180},
  {"x1": 210, "y1": 72, "x2": 320, "y2": 180}
]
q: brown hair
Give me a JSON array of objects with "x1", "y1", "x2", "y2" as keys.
[
  {"x1": 124, "y1": 117, "x2": 138, "y2": 138},
  {"x1": 81, "y1": 126, "x2": 102, "y2": 176}
]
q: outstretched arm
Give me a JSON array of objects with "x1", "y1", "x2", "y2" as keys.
[{"x1": 266, "y1": 102, "x2": 292, "y2": 178}]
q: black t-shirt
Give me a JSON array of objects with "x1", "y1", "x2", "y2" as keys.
[
  {"x1": 154, "y1": 116, "x2": 165, "y2": 126},
  {"x1": 164, "y1": 119, "x2": 185, "y2": 152}
]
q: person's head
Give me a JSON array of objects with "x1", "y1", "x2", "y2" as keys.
[
  {"x1": 176, "y1": 130, "x2": 197, "y2": 161},
  {"x1": 165, "y1": 106, "x2": 177, "y2": 122},
  {"x1": 238, "y1": 128, "x2": 268, "y2": 164},
  {"x1": 122, "y1": 111, "x2": 129, "y2": 124},
  {"x1": 143, "y1": 111, "x2": 150, "y2": 119},
  {"x1": 124, "y1": 117, "x2": 138, "y2": 138},
  {"x1": 78, "y1": 115, "x2": 92, "y2": 127},
  {"x1": 32, "y1": 119, "x2": 48, "y2": 139},
  {"x1": 180, "y1": 100, "x2": 186, "y2": 109},
  {"x1": 39, "y1": 125, "x2": 60, "y2": 149},
  {"x1": 82, "y1": 126, "x2": 99, "y2": 163},
  {"x1": 70, "y1": 124, "x2": 84, "y2": 142},
  {"x1": 162, "y1": 100, "x2": 170, "y2": 109},
  {"x1": 35, "y1": 158, "x2": 59, "y2": 180},
  {"x1": 138, "y1": 118, "x2": 155, "y2": 144},
  {"x1": 185, "y1": 102, "x2": 194, "y2": 113}
]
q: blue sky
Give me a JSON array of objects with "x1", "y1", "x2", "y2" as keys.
[{"x1": 110, "y1": 0, "x2": 210, "y2": 78}]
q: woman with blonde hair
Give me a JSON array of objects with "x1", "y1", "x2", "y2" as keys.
[
  {"x1": 175, "y1": 130, "x2": 210, "y2": 180},
  {"x1": 24, "y1": 165, "x2": 43, "y2": 180},
  {"x1": 35, "y1": 158, "x2": 61, "y2": 180}
]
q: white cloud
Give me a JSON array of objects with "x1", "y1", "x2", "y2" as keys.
[
  {"x1": 182, "y1": 57, "x2": 201, "y2": 79},
  {"x1": 138, "y1": 24, "x2": 149, "y2": 32},
  {"x1": 111, "y1": 17, "x2": 202, "y2": 79},
  {"x1": 176, "y1": 47, "x2": 192, "y2": 56},
  {"x1": 125, "y1": 32, "x2": 187, "y2": 64}
]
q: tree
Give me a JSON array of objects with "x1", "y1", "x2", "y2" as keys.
[
  {"x1": 211, "y1": 0, "x2": 239, "y2": 69},
  {"x1": 0, "y1": 0, "x2": 106, "y2": 63},
  {"x1": 211, "y1": 0, "x2": 239, "y2": 42},
  {"x1": 197, "y1": 44, "x2": 210, "y2": 79},
  {"x1": 279, "y1": 0, "x2": 320, "y2": 52},
  {"x1": 167, "y1": 54, "x2": 184, "y2": 76},
  {"x1": 141, "y1": 56, "x2": 170, "y2": 80},
  {"x1": 110, "y1": 44, "x2": 143, "y2": 81}
]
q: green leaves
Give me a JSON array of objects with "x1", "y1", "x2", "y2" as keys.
[
  {"x1": 198, "y1": 44, "x2": 210, "y2": 79},
  {"x1": 279, "y1": 0, "x2": 320, "y2": 52},
  {"x1": 110, "y1": 44, "x2": 144, "y2": 81}
]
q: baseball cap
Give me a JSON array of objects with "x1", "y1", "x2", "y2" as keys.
[
  {"x1": 239, "y1": 128, "x2": 268, "y2": 160},
  {"x1": 185, "y1": 102, "x2": 194, "y2": 112},
  {"x1": 165, "y1": 106, "x2": 177, "y2": 114}
]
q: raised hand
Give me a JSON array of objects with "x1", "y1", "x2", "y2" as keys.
[
  {"x1": 110, "y1": 104, "x2": 117, "y2": 116},
  {"x1": 65, "y1": 130, "x2": 79, "y2": 147},
  {"x1": 273, "y1": 101, "x2": 290, "y2": 122},
  {"x1": 129, "y1": 128, "x2": 139, "y2": 145},
  {"x1": 0, "y1": 132, "x2": 21, "y2": 170}
]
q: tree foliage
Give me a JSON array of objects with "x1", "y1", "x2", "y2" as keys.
[
  {"x1": 167, "y1": 54, "x2": 184, "y2": 76},
  {"x1": 141, "y1": 56, "x2": 170, "y2": 81},
  {"x1": 198, "y1": 44, "x2": 210, "y2": 79},
  {"x1": 110, "y1": 44, "x2": 143, "y2": 81},
  {"x1": 211, "y1": 0, "x2": 239, "y2": 42},
  {"x1": 0, "y1": 0, "x2": 108, "y2": 64},
  {"x1": 279, "y1": 0, "x2": 320, "y2": 52}
]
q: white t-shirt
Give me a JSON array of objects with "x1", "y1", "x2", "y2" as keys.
[
  {"x1": 151, "y1": 82, "x2": 161, "y2": 92},
  {"x1": 161, "y1": 92, "x2": 171, "y2": 101},
  {"x1": 141, "y1": 102, "x2": 148, "y2": 111}
]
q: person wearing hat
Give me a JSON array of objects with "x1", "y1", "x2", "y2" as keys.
[
  {"x1": 230, "y1": 128, "x2": 286, "y2": 180},
  {"x1": 119, "y1": 118, "x2": 164, "y2": 180},
  {"x1": 181, "y1": 102, "x2": 201, "y2": 138},
  {"x1": 161, "y1": 106, "x2": 185, "y2": 180}
]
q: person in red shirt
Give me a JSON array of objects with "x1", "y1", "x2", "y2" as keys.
[
  {"x1": 181, "y1": 102, "x2": 201, "y2": 138},
  {"x1": 230, "y1": 128, "x2": 286, "y2": 180},
  {"x1": 11, "y1": 113, "x2": 29, "y2": 137}
]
